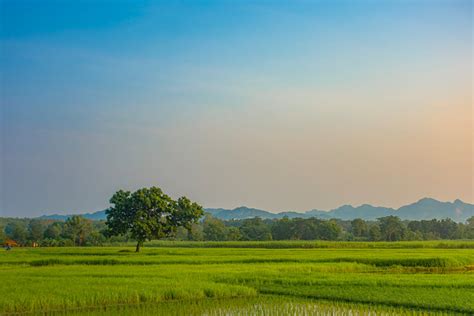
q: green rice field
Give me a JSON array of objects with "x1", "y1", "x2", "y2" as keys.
[{"x1": 1, "y1": 241, "x2": 473, "y2": 315}]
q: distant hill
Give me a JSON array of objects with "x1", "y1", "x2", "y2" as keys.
[
  {"x1": 38, "y1": 198, "x2": 474, "y2": 222},
  {"x1": 328, "y1": 204, "x2": 394, "y2": 220},
  {"x1": 206, "y1": 198, "x2": 473, "y2": 222},
  {"x1": 396, "y1": 198, "x2": 473, "y2": 222},
  {"x1": 38, "y1": 210, "x2": 107, "y2": 221},
  {"x1": 206, "y1": 207, "x2": 281, "y2": 220}
]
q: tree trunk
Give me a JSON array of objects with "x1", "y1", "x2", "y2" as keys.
[{"x1": 135, "y1": 241, "x2": 141, "y2": 252}]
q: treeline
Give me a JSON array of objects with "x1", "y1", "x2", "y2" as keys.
[
  {"x1": 1, "y1": 216, "x2": 112, "y2": 246},
  {"x1": 1, "y1": 215, "x2": 474, "y2": 246},
  {"x1": 192, "y1": 216, "x2": 474, "y2": 242}
]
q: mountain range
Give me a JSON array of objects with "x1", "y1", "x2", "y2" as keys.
[{"x1": 38, "y1": 198, "x2": 473, "y2": 222}]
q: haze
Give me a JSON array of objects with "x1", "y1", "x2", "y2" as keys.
[{"x1": 1, "y1": 1, "x2": 472, "y2": 217}]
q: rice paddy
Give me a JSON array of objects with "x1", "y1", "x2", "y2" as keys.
[{"x1": 1, "y1": 241, "x2": 473, "y2": 315}]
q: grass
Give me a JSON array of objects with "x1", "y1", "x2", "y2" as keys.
[
  {"x1": 43, "y1": 297, "x2": 468, "y2": 316},
  {"x1": 1, "y1": 241, "x2": 473, "y2": 314},
  {"x1": 144, "y1": 240, "x2": 474, "y2": 249}
]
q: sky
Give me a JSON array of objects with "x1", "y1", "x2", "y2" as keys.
[{"x1": 1, "y1": 0, "x2": 472, "y2": 217}]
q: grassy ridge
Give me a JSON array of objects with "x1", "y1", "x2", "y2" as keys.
[
  {"x1": 142, "y1": 240, "x2": 474, "y2": 249},
  {"x1": 3, "y1": 247, "x2": 473, "y2": 270},
  {"x1": 1, "y1": 241, "x2": 473, "y2": 314}
]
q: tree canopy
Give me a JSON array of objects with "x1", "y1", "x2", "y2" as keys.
[
  {"x1": 64, "y1": 216, "x2": 92, "y2": 246},
  {"x1": 106, "y1": 187, "x2": 203, "y2": 251},
  {"x1": 2, "y1": 214, "x2": 474, "y2": 247}
]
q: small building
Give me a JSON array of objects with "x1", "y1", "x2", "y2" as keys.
[{"x1": 4, "y1": 239, "x2": 19, "y2": 247}]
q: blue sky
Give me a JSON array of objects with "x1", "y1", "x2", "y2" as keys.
[{"x1": 1, "y1": 0, "x2": 472, "y2": 216}]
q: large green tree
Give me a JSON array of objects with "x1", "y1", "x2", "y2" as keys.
[{"x1": 106, "y1": 187, "x2": 203, "y2": 252}]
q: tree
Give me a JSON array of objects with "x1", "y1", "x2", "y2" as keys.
[
  {"x1": 203, "y1": 215, "x2": 228, "y2": 241},
  {"x1": 44, "y1": 222, "x2": 62, "y2": 240},
  {"x1": 437, "y1": 218, "x2": 457, "y2": 239},
  {"x1": 378, "y1": 216, "x2": 405, "y2": 241},
  {"x1": 64, "y1": 216, "x2": 92, "y2": 246},
  {"x1": 5, "y1": 222, "x2": 27, "y2": 245},
  {"x1": 174, "y1": 223, "x2": 204, "y2": 241},
  {"x1": 239, "y1": 218, "x2": 272, "y2": 241},
  {"x1": 106, "y1": 187, "x2": 203, "y2": 252},
  {"x1": 86, "y1": 231, "x2": 106, "y2": 246},
  {"x1": 368, "y1": 224, "x2": 382, "y2": 241},
  {"x1": 351, "y1": 218, "x2": 367, "y2": 238},
  {"x1": 271, "y1": 217, "x2": 294, "y2": 240},
  {"x1": 0, "y1": 225, "x2": 5, "y2": 243},
  {"x1": 467, "y1": 216, "x2": 474, "y2": 227},
  {"x1": 292, "y1": 218, "x2": 316, "y2": 240},
  {"x1": 466, "y1": 216, "x2": 474, "y2": 239},
  {"x1": 28, "y1": 220, "x2": 45, "y2": 243},
  {"x1": 226, "y1": 227, "x2": 242, "y2": 241},
  {"x1": 187, "y1": 223, "x2": 204, "y2": 241},
  {"x1": 318, "y1": 220, "x2": 342, "y2": 240}
]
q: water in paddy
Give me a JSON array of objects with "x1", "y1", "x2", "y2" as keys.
[{"x1": 43, "y1": 297, "x2": 460, "y2": 316}]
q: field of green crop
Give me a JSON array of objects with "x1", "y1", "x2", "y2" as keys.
[{"x1": 1, "y1": 241, "x2": 473, "y2": 315}]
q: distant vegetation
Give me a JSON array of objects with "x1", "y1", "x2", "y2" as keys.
[
  {"x1": 2, "y1": 214, "x2": 473, "y2": 247},
  {"x1": 2, "y1": 188, "x2": 473, "y2": 248}
]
